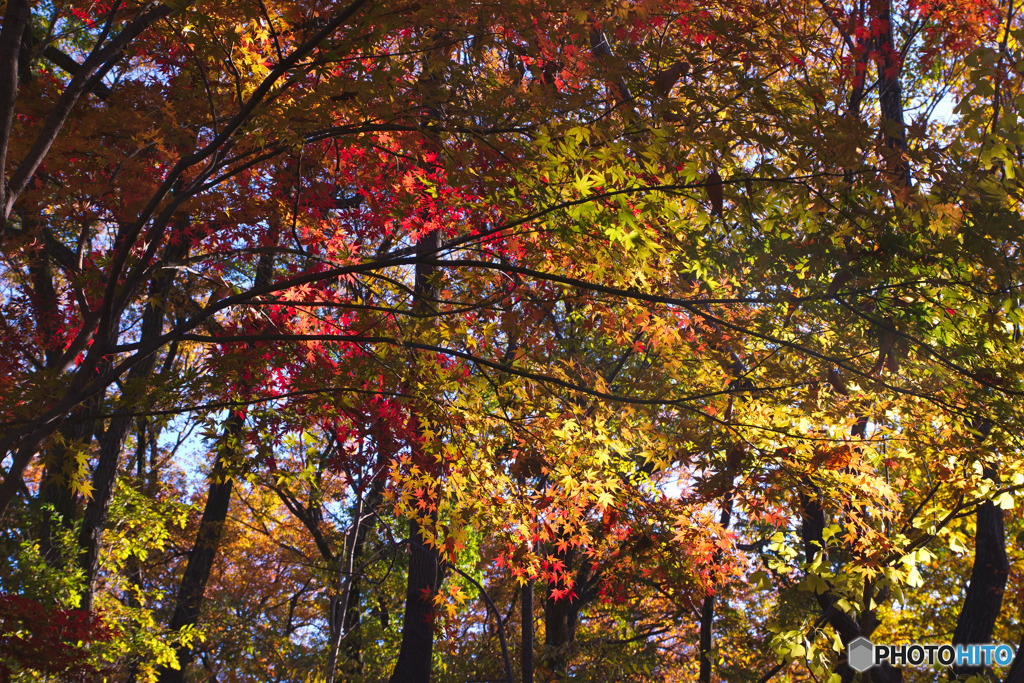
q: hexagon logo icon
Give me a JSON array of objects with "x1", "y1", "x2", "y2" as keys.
[{"x1": 848, "y1": 636, "x2": 875, "y2": 672}]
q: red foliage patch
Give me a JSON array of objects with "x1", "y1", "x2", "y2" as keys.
[{"x1": 0, "y1": 594, "x2": 111, "y2": 680}]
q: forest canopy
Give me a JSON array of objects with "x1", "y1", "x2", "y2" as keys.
[{"x1": 1, "y1": 0, "x2": 1024, "y2": 680}]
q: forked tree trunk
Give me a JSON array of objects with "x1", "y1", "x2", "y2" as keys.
[
  {"x1": 37, "y1": 417, "x2": 93, "y2": 566},
  {"x1": 799, "y1": 492, "x2": 902, "y2": 683},
  {"x1": 541, "y1": 544, "x2": 598, "y2": 676},
  {"x1": 543, "y1": 581, "x2": 581, "y2": 675},
  {"x1": 80, "y1": 235, "x2": 188, "y2": 606},
  {"x1": 26, "y1": 212, "x2": 91, "y2": 564}
]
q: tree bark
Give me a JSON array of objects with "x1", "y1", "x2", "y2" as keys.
[
  {"x1": 947, "y1": 422, "x2": 1009, "y2": 679},
  {"x1": 27, "y1": 212, "x2": 95, "y2": 565},
  {"x1": 326, "y1": 477, "x2": 384, "y2": 681},
  {"x1": 2, "y1": 1, "x2": 176, "y2": 220},
  {"x1": 389, "y1": 516, "x2": 441, "y2": 683},
  {"x1": 1005, "y1": 639, "x2": 1024, "y2": 683},
  {"x1": 699, "y1": 499, "x2": 733, "y2": 683},
  {"x1": 541, "y1": 545, "x2": 595, "y2": 675},
  {"x1": 698, "y1": 590, "x2": 715, "y2": 683},
  {"x1": 522, "y1": 579, "x2": 534, "y2": 683},
  {"x1": 951, "y1": 492, "x2": 1009, "y2": 679},
  {"x1": 542, "y1": 580, "x2": 579, "y2": 674},
  {"x1": 389, "y1": 229, "x2": 442, "y2": 683},
  {"x1": 155, "y1": 416, "x2": 239, "y2": 683},
  {"x1": 0, "y1": 0, "x2": 30, "y2": 225},
  {"x1": 37, "y1": 417, "x2": 93, "y2": 565},
  {"x1": 868, "y1": 0, "x2": 908, "y2": 185}
]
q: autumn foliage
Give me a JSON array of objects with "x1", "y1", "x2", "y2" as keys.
[{"x1": 2, "y1": 0, "x2": 1024, "y2": 681}]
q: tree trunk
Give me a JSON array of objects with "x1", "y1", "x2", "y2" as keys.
[
  {"x1": 0, "y1": 0, "x2": 30, "y2": 223},
  {"x1": 338, "y1": 549, "x2": 367, "y2": 677},
  {"x1": 1005, "y1": 639, "x2": 1024, "y2": 683},
  {"x1": 389, "y1": 516, "x2": 441, "y2": 683},
  {"x1": 29, "y1": 215, "x2": 92, "y2": 564},
  {"x1": 699, "y1": 500, "x2": 733, "y2": 683},
  {"x1": 36, "y1": 417, "x2": 92, "y2": 566},
  {"x1": 541, "y1": 544, "x2": 597, "y2": 676},
  {"x1": 156, "y1": 415, "x2": 240, "y2": 683},
  {"x1": 698, "y1": 592, "x2": 715, "y2": 683},
  {"x1": 326, "y1": 478, "x2": 384, "y2": 681},
  {"x1": 868, "y1": 0, "x2": 908, "y2": 185},
  {"x1": 951, "y1": 495, "x2": 1009, "y2": 679},
  {"x1": 389, "y1": 229, "x2": 442, "y2": 683},
  {"x1": 522, "y1": 579, "x2": 534, "y2": 683},
  {"x1": 542, "y1": 572, "x2": 581, "y2": 675}
]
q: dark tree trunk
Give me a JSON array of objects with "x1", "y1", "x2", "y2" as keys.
[
  {"x1": 339, "y1": 552, "x2": 366, "y2": 676},
  {"x1": 541, "y1": 545, "x2": 595, "y2": 676},
  {"x1": 868, "y1": 0, "x2": 908, "y2": 185},
  {"x1": 951, "y1": 495, "x2": 1009, "y2": 679},
  {"x1": 326, "y1": 478, "x2": 384, "y2": 681},
  {"x1": 389, "y1": 517, "x2": 441, "y2": 683},
  {"x1": 0, "y1": 0, "x2": 30, "y2": 225},
  {"x1": 156, "y1": 416, "x2": 240, "y2": 683},
  {"x1": 338, "y1": 483, "x2": 385, "y2": 676},
  {"x1": 948, "y1": 421, "x2": 1009, "y2": 679},
  {"x1": 543, "y1": 580, "x2": 579, "y2": 675},
  {"x1": 36, "y1": 417, "x2": 92, "y2": 565},
  {"x1": 77, "y1": 413, "x2": 134, "y2": 604},
  {"x1": 1006, "y1": 640, "x2": 1024, "y2": 683},
  {"x1": 521, "y1": 579, "x2": 534, "y2": 683},
  {"x1": 389, "y1": 229, "x2": 442, "y2": 683},
  {"x1": 699, "y1": 499, "x2": 733, "y2": 683},
  {"x1": 698, "y1": 592, "x2": 715, "y2": 683},
  {"x1": 29, "y1": 219, "x2": 91, "y2": 564}
]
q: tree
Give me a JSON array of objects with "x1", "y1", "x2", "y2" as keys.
[{"x1": 5, "y1": 0, "x2": 1024, "y2": 680}]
